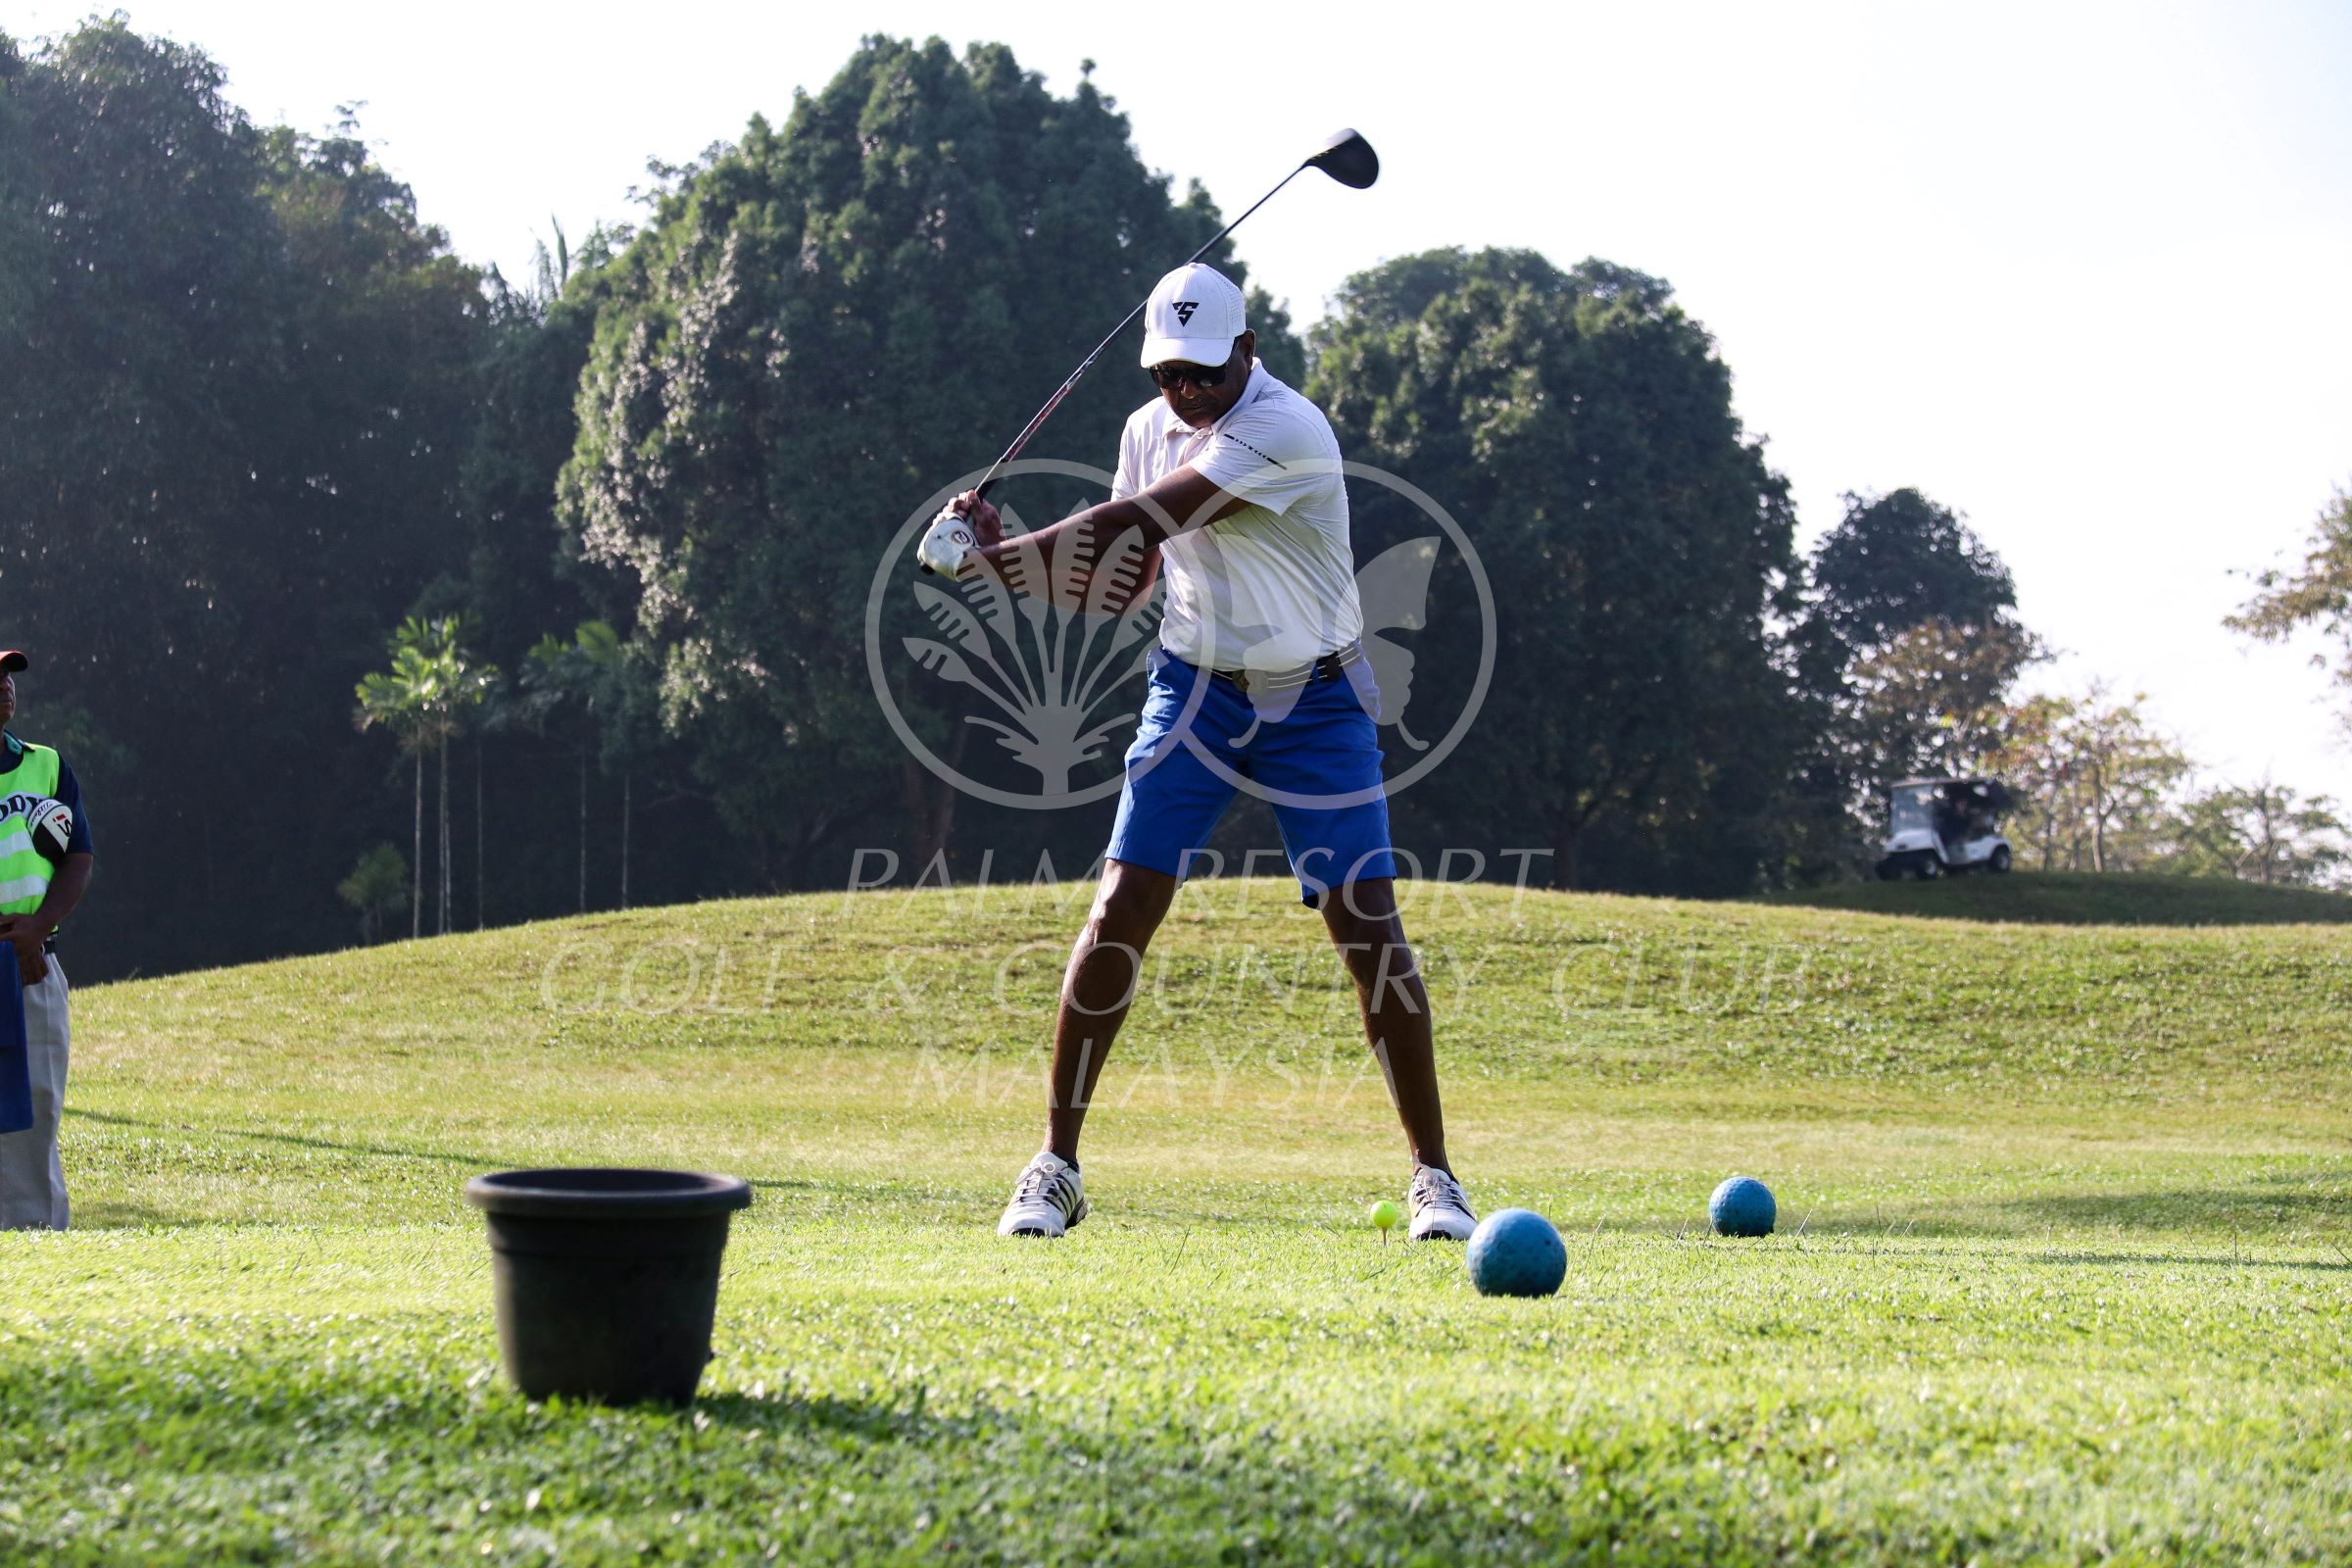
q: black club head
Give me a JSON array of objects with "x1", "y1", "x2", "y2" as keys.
[{"x1": 1303, "y1": 128, "x2": 1379, "y2": 189}]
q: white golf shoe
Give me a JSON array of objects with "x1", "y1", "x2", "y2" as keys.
[
  {"x1": 997, "y1": 1151, "x2": 1088, "y2": 1239},
  {"x1": 1406, "y1": 1162, "x2": 1477, "y2": 1241}
]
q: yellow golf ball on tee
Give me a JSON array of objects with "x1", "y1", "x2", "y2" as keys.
[{"x1": 1370, "y1": 1200, "x2": 1401, "y2": 1232}]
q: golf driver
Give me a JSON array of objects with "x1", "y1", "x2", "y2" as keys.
[{"x1": 965, "y1": 127, "x2": 1379, "y2": 511}]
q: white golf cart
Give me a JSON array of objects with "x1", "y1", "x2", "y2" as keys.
[{"x1": 1875, "y1": 777, "x2": 2015, "y2": 880}]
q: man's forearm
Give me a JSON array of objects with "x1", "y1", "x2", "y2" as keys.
[
  {"x1": 966, "y1": 496, "x2": 1172, "y2": 611},
  {"x1": 29, "y1": 855, "x2": 92, "y2": 933}
]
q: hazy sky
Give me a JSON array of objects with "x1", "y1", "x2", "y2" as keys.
[{"x1": 15, "y1": 0, "x2": 2351, "y2": 800}]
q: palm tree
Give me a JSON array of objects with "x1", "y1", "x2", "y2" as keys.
[
  {"x1": 570, "y1": 620, "x2": 639, "y2": 910},
  {"x1": 522, "y1": 625, "x2": 604, "y2": 912},
  {"x1": 472, "y1": 670, "x2": 520, "y2": 931},
  {"x1": 439, "y1": 645, "x2": 499, "y2": 935},
  {"x1": 355, "y1": 632, "x2": 445, "y2": 941},
  {"x1": 519, "y1": 620, "x2": 650, "y2": 912},
  {"x1": 359, "y1": 617, "x2": 498, "y2": 939}
]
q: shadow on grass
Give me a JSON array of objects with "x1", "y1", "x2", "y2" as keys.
[
  {"x1": 69, "y1": 1198, "x2": 183, "y2": 1229},
  {"x1": 0, "y1": 1339, "x2": 1793, "y2": 1566},
  {"x1": 63, "y1": 1108, "x2": 818, "y2": 1230},
  {"x1": 1795, "y1": 1239, "x2": 2352, "y2": 1274},
  {"x1": 68, "y1": 1107, "x2": 491, "y2": 1169},
  {"x1": 1594, "y1": 1223, "x2": 2351, "y2": 1272},
  {"x1": 1757, "y1": 869, "x2": 2352, "y2": 926},
  {"x1": 693, "y1": 1387, "x2": 978, "y2": 1445},
  {"x1": 1763, "y1": 1177, "x2": 2352, "y2": 1268},
  {"x1": 1997, "y1": 1186, "x2": 2350, "y2": 1232},
  {"x1": 5, "y1": 1328, "x2": 2310, "y2": 1566}
]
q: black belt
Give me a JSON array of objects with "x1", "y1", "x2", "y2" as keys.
[{"x1": 1200, "y1": 641, "x2": 1363, "y2": 697}]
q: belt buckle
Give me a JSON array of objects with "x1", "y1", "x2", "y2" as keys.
[{"x1": 1219, "y1": 641, "x2": 1361, "y2": 695}]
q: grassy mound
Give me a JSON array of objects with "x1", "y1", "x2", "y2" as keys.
[
  {"x1": 4, "y1": 880, "x2": 2347, "y2": 1563},
  {"x1": 1762, "y1": 867, "x2": 2352, "y2": 925}
]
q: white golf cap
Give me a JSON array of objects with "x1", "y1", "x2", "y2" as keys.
[{"x1": 1139, "y1": 263, "x2": 1247, "y2": 368}]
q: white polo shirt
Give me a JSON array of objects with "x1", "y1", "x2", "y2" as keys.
[{"x1": 1110, "y1": 360, "x2": 1362, "y2": 671}]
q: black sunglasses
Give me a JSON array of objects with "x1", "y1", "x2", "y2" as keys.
[{"x1": 1149, "y1": 361, "x2": 1229, "y2": 390}]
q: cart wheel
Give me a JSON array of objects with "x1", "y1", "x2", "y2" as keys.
[
  {"x1": 1915, "y1": 856, "x2": 1942, "y2": 880},
  {"x1": 1988, "y1": 845, "x2": 2012, "y2": 874},
  {"x1": 1876, "y1": 860, "x2": 1902, "y2": 882}
]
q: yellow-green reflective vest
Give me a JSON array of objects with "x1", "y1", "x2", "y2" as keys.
[{"x1": 0, "y1": 743, "x2": 63, "y2": 917}]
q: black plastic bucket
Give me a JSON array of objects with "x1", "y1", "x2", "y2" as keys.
[{"x1": 464, "y1": 1167, "x2": 753, "y2": 1405}]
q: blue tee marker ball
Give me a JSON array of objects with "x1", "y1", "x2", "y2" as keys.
[
  {"x1": 1709, "y1": 1175, "x2": 1776, "y2": 1237},
  {"x1": 1465, "y1": 1208, "x2": 1566, "y2": 1298}
]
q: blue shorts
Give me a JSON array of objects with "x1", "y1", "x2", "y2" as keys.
[{"x1": 1105, "y1": 648, "x2": 1397, "y2": 906}]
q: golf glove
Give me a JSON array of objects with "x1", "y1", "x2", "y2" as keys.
[{"x1": 916, "y1": 505, "x2": 974, "y2": 577}]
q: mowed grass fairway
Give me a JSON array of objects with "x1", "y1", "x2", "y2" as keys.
[{"x1": 5, "y1": 875, "x2": 2350, "y2": 1564}]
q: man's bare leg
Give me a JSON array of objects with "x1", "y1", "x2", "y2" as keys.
[
  {"x1": 1321, "y1": 876, "x2": 1449, "y2": 1173},
  {"x1": 1044, "y1": 858, "x2": 1179, "y2": 1163}
]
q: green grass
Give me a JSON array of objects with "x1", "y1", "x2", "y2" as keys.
[
  {"x1": 1763, "y1": 867, "x2": 2352, "y2": 925},
  {"x1": 5, "y1": 879, "x2": 2349, "y2": 1563}
]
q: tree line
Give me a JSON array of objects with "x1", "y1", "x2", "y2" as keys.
[{"x1": 4, "y1": 23, "x2": 2344, "y2": 979}]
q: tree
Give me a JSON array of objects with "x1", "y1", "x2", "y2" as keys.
[
  {"x1": 1843, "y1": 617, "x2": 2043, "y2": 785},
  {"x1": 2, "y1": 19, "x2": 485, "y2": 976},
  {"x1": 335, "y1": 844, "x2": 410, "y2": 944},
  {"x1": 1309, "y1": 248, "x2": 1798, "y2": 891},
  {"x1": 519, "y1": 631, "x2": 598, "y2": 913},
  {"x1": 2062, "y1": 686, "x2": 2190, "y2": 872},
  {"x1": 2167, "y1": 778, "x2": 2348, "y2": 888},
  {"x1": 569, "y1": 621, "x2": 656, "y2": 910},
  {"x1": 354, "y1": 631, "x2": 445, "y2": 940},
  {"x1": 1790, "y1": 489, "x2": 2037, "y2": 868},
  {"x1": 1808, "y1": 489, "x2": 2016, "y2": 651},
  {"x1": 1987, "y1": 684, "x2": 2189, "y2": 872},
  {"x1": 355, "y1": 617, "x2": 495, "y2": 937},
  {"x1": 2229, "y1": 483, "x2": 2352, "y2": 724},
  {"x1": 1985, "y1": 693, "x2": 2077, "y2": 871},
  {"x1": 518, "y1": 620, "x2": 652, "y2": 909},
  {"x1": 435, "y1": 631, "x2": 500, "y2": 935},
  {"x1": 466, "y1": 221, "x2": 631, "y2": 666},
  {"x1": 556, "y1": 38, "x2": 1298, "y2": 879}
]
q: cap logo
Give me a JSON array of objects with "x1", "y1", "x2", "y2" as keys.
[{"x1": 1171, "y1": 301, "x2": 1199, "y2": 325}]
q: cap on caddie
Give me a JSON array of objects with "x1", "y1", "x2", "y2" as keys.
[
  {"x1": 0, "y1": 651, "x2": 24, "y2": 674},
  {"x1": 1140, "y1": 263, "x2": 1247, "y2": 368}
]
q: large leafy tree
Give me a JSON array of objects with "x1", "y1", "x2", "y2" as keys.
[
  {"x1": 466, "y1": 224, "x2": 633, "y2": 665},
  {"x1": 0, "y1": 19, "x2": 485, "y2": 973},
  {"x1": 557, "y1": 38, "x2": 1298, "y2": 879},
  {"x1": 1793, "y1": 489, "x2": 2037, "y2": 867},
  {"x1": 1843, "y1": 617, "x2": 2041, "y2": 780},
  {"x1": 1808, "y1": 489, "x2": 2016, "y2": 651},
  {"x1": 1, "y1": 20, "x2": 285, "y2": 700},
  {"x1": 1309, "y1": 249, "x2": 1799, "y2": 891}
]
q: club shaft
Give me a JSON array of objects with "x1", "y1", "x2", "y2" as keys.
[{"x1": 970, "y1": 164, "x2": 1308, "y2": 504}]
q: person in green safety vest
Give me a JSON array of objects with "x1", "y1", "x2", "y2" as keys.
[{"x1": 0, "y1": 650, "x2": 96, "y2": 1230}]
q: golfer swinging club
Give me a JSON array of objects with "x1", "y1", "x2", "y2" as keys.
[{"x1": 916, "y1": 263, "x2": 1477, "y2": 1242}]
